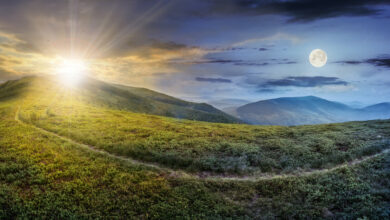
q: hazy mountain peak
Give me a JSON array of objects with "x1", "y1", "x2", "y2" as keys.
[{"x1": 231, "y1": 96, "x2": 389, "y2": 126}]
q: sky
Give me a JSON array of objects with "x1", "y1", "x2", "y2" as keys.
[{"x1": 0, "y1": 0, "x2": 390, "y2": 108}]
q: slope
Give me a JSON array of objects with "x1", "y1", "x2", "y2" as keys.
[
  {"x1": 0, "y1": 76, "x2": 241, "y2": 123},
  {"x1": 0, "y1": 77, "x2": 390, "y2": 218}
]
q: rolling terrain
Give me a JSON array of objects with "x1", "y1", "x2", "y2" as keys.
[
  {"x1": 229, "y1": 96, "x2": 390, "y2": 125},
  {"x1": 0, "y1": 76, "x2": 389, "y2": 218},
  {"x1": 1, "y1": 76, "x2": 241, "y2": 124}
]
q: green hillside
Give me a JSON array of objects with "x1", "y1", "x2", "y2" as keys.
[
  {"x1": 4, "y1": 76, "x2": 241, "y2": 124},
  {"x1": 0, "y1": 76, "x2": 389, "y2": 218}
]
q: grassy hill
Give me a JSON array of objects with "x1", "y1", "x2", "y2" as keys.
[
  {"x1": 232, "y1": 96, "x2": 390, "y2": 125},
  {"x1": 0, "y1": 76, "x2": 389, "y2": 218},
  {"x1": 1, "y1": 76, "x2": 241, "y2": 124}
]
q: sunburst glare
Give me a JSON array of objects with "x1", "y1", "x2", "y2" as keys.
[{"x1": 56, "y1": 59, "x2": 87, "y2": 86}]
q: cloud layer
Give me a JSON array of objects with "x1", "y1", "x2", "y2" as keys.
[
  {"x1": 262, "y1": 76, "x2": 348, "y2": 88},
  {"x1": 195, "y1": 77, "x2": 232, "y2": 83},
  {"x1": 337, "y1": 56, "x2": 390, "y2": 68},
  {"x1": 208, "y1": 0, "x2": 390, "y2": 22}
]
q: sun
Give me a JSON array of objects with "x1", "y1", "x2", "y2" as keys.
[{"x1": 57, "y1": 59, "x2": 87, "y2": 86}]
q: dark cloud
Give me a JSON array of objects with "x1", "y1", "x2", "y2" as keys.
[
  {"x1": 224, "y1": 47, "x2": 246, "y2": 51},
  {"x1": 262, "y1": 76, "x2": 348, "y2": 88},
  {"x1": 190, "y1": 59, "x2": 242, "y2": 64},
  {"x1": 256, "y1": 88, "x2": 278, "y2": 93},
  {"x1": 212, "y1": 47, "x2": 265, "y2": 51},
  {"x1": 150, "y1": 40, "x2": 189, "y2": 50},
  {"x1": 336, "y1": 60, "x2": 364, "y2": 65},
  {"x1": 234, "y1": 59, "x2": 296, "y2": 66},
  {"x1": 209, "y1": 0, "x2": 390, "y2": 22},
  {"x1": 336, "y1": 56, "x2": 390, "y2": 68},
  {"x1": 367, "y1": 57, "x2": 390, "y2": 68},
  {"x1": 190, "y1": 58, "x2": 296, "y2": 66},
  {"x1": 195, "y1": 77, "x2": 232, "y2": 83},
  {"x1": 0, "y1": 42, "x2": 41, "y2": 54},
  {"x1": 278, "y1": 61, "x2": 297, "y2": 65},
  {"x1": 234, "y1": 62, "x2": 269, "y2": 66}
]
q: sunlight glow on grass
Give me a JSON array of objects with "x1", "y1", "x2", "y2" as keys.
[{"x1": 57, "y1": 59, "x2": 87, "y2": 87}]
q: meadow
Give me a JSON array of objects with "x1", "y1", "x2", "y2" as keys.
[
  {"x1": 0, "y1": 76, "x2": 389, "y2": 218},
  {"x1": 20, "y1": 94, "x2": 390, "y2": 175}
]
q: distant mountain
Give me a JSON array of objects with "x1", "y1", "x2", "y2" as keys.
[
  {"x1": 231, "y1": 96, "x2": 390, "y2": 125},
  {"x1": 208, "y1": 98, "x2": 250, "y2": 110},
  {"x1": 363, "y1": 102, "x2": 390, "y2": 112},
  {"x1": 362, "y1": 102, "x2": 390, "y2": 119},
  {"x1": 0, "y1": 76, "x2": 242, "y2": 124},
  {"x1": 345, "y1": 101, "x2": 366, "y2": 109}
]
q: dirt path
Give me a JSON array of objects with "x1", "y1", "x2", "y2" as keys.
[{"x1": 15, "y1": 107, "x2": 390, "y2": 182}]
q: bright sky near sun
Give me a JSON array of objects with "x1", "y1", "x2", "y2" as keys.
[
  {"x1": 0, "y1": 0, "x2": 390, "y2": 106},
  {"x1": 56, "y1": 58, "x2": 87, "y2": 86}
]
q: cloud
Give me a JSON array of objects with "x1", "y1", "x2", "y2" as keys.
[
  {"x1": 0, "y1": 32, "x2": 41, "y2": 54},
  {"x1": 80, "y1": 39, "x2": 213, "y2": 85},
  {"x1": 336, "y1": 60, "x2": 364, "y2": 65},
  {"x1": 188, "y1": 58, "x2": 297, "y2": 66},
  {"x1": 188, "y1": 59, "x2": 242, "y2": 65},
  {"x1": 367, "y1": 57, "x2": 390, "y2": 68},
  {"x1": 234, "y1": 62, "x2": 269, "y2": 66},
  {"x1": 195, "y1": 77, "x2": 232, "y2": 83},
  {"x1": 232, "y1": 33, "x2": 302, "y2": 47},
  {"x1": 0, "y1": 0, "x2": 178, "y2": 60},
  {"x1": 336, "y1": 55, "x2": 390, "y2": 68},
  {"x1": 105, "y1": 39, "x2": 209, "y2": 61},
  {"x1": 208, "y1": 0, "x2": 390, "y2": 22},
  {"x1": 0, "y1": 32, "x2": 54, "y2": 78},
  {"x1": 314, "y1": 84, "x2": 357, "y2": 92},
  {"x1": 256, "y1": 88, "x2": 278, "y2": 93},
  {"x1": 262, "y1": 76, "x2": 348, "y2": 88}
]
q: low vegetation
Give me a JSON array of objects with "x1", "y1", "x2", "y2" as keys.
[
  {"x1": 0, "y1": 76, "x2": 389, "y2": 218},
  {"x1": 20, "y1": 95, "x2": 390, "y2": 175},
  {"x1": 0, "y1": 102, "x2": 245, "y2": 218}
]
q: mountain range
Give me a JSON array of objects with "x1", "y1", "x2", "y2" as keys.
[
  {"x1": 2, "y1": 77, "x2": 389, "y2": 126},
  {"x1": 225, "y1": 96, "x2": 390, "y2": 126}
]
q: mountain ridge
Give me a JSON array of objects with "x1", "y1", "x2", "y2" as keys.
[
  {"x1": 0, "y1": 76, "x2": 242, "y2": 124},
  {"x1": 230, "y1": 96, "x2": 390, "y2": 125}
]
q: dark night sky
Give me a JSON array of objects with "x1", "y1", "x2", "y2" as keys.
[{"x1": 1, "y1": 0, "x2": 390, "y2": 106}]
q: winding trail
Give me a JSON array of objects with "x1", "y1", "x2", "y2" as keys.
[{"x1": 15, "y1": 107, "x2": 390, "y2": 182}]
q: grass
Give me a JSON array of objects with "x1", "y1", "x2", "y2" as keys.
[
  {"x1": 0, "y1": 76, "x2": 389, "y2": 218},
  {"x1": 21, "y1": 95, "x2": 390, "y2": 175},
  {"x1": 0, "y1": 101, "x2": 246, "y2": 219}
]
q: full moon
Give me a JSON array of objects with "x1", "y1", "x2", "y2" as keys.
[{"x1": 309, "y1": 49, "x2": 327, "y2": 67}]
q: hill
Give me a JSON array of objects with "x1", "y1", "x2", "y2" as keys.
[
  {"x1": 232, "y1": 96, "x2": 390, "y2": 125},
  {"x1": 363, "y1": 102, "x2": 390, "y2": 113},
  {"x1": 0, "y1": 76, "x2": 241, "y2": 123},
  {"x1": 0, "y1": 76, "x2": 389, "y2": 218}
]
